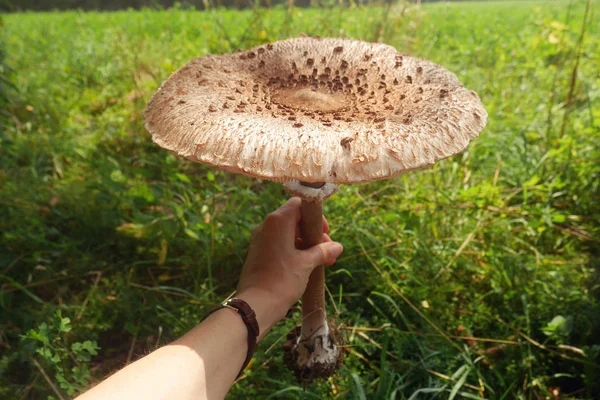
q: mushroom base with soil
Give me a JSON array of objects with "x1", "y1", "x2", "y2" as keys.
[{"x1": 283, "y1": 324, "x2": 343, "y2": 383}]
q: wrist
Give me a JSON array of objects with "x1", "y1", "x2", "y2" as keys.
[{"x1": 236, "y1": 288, "x2": 287, "y2": 341}]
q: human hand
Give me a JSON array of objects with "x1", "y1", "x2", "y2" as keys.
[{"x1": 236, "y1": 197, "x2": 343, "y2": 337}]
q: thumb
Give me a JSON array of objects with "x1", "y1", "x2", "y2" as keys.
[{"x1": 303, "y1": 242, "x2": 343, "y2": 268}]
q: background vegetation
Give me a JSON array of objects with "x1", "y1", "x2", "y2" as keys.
[
  {"x1": 1, "y1": 0, "x2": 520, "y2": 12},
  {"x1": 1, "y1": 0, "x2": 599, "y2": 398}
]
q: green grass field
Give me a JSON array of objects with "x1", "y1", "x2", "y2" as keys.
[{"x1": 1, "y1": 1, "x2": 599, "y2": 398}]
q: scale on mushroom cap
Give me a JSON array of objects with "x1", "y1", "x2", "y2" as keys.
[{"x1": 144, "y1": 37, "x2": 487, "y2": 382}]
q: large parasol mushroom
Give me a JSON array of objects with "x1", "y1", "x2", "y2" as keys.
[{"x1": 144, "y1": 37, "x2": 487, "y2": 382}]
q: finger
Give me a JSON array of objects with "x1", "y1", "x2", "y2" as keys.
[
  {"x1": 297, "y1": 233, "x2": 331, "y2": 248},
  {"x1": 322, "y1": 216, "x2": 330, "y2": 234},
  {"x1": 302, "y1": 242, "x2": 343, "y2": 269},
  {"x1": 273, "y1": 197, "x2": 302, "y2": 223},
  {"x1": 262, "y1": 198, "x2": 301, "y2": 242},
  {"x1": 251, "y1": 224, "x2": 262, "y2": 239},
  {"x1": 322, "y1": 234, "x2": 338, "y2": 265},
  {"x1": 269, "y1": 197, "x2": 302, "y2": 242}
]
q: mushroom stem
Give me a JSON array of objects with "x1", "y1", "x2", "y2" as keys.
[
  {"x1": 282, "y1": 182, "x2": 341, "y2": 382},
  {"x1": 299, "y1": 198, "x2": 328, "y2": 338}
]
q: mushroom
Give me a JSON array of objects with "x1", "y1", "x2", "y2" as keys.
[{"x1": 144, "y1": 37, "x2": 487, "y2": 382}]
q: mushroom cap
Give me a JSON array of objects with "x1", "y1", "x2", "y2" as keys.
[{"x1": 144, "y1": 37, "x2": 487, "y2": 184}]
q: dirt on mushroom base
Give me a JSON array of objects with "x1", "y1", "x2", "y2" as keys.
[{"x1": 283, "y1": 324, "x2": 344, "y2": 383}]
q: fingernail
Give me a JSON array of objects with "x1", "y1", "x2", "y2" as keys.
[{"x1": 331, "y1": 243, "x2": 343, "y2": 257}]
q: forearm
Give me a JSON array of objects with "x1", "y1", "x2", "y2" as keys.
[{"x1": 78, "y1": 289, "x2": 285, "y2": 400}]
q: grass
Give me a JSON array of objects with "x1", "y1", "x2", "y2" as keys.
[{"x1": 1, "y1": 0, "x2": 599, "y2": 398}]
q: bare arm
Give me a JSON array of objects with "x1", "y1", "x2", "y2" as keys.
[{"x1": 77, "y1": 197, "x2": 343, "y2": 400}]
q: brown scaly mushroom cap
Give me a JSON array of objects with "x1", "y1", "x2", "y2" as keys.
[{"x1": 144, "y1": 37, "x2": 487, "y2": 184}]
